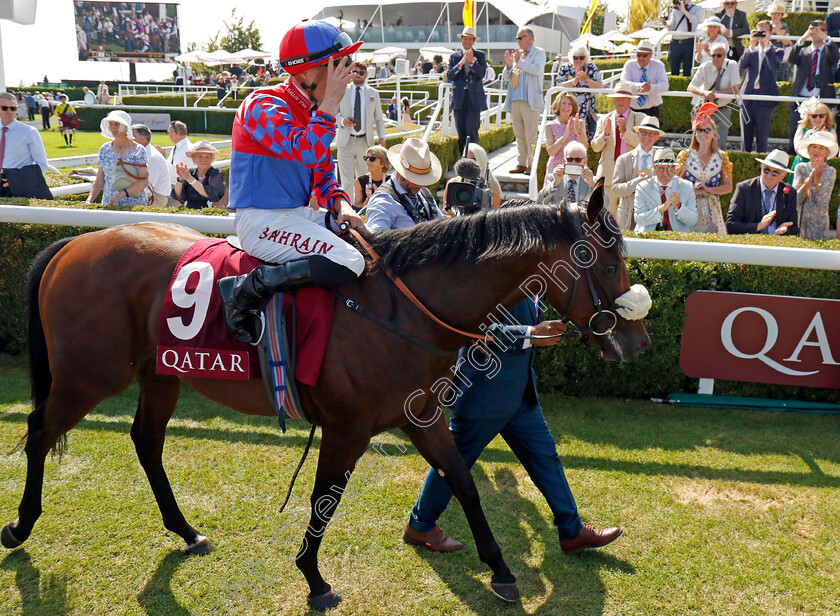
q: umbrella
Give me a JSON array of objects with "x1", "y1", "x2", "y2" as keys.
[
  {"x1": 173, "y1": 50, "x2": 206, "y2": 63},
  {"x1": 627, "y1": 27, "x2": 663, "y2": 40},
  {"x1": 229, "y1": 48, "x2": 271, "y2": 62},
  {"x1": 371, "y1": 46, "x2": 407, "y2": 64},
  {"x1": 568, "y1": 33, "x2": 612, "y2": 50},
  {"x1": 602, "y1": 29, "x2": 632, "y2": 43},
  {"x1": 202, "y1": 49, "x2": 237, "y2": 66},
  {"x1": 419, "y1": 46, "x2": 455, "y2": 62}
]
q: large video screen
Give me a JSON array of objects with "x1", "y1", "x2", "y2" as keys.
[{"x1": 74, "y1": 2, "x2": 181, "y2": 63}]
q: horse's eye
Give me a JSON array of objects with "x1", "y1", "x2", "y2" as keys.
[{"x1": 605, "y1": 264, "x2": 618, "y2": 275}]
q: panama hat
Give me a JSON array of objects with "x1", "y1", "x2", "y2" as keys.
[
  {"x1": 635, "y1": 39, "x2": 654, "y2": 54},
  {"x1": 653, "y1": 148, "x2": 676, "y2": 165},
  {"x1": 185, "y1": 140, "x2": 221, "y2": 159},
  {"x1": 767, "y1": 2, "x2": 787, "y2": 17},
  {"x1": 795, "y1": 130, "x2": 839, "y2": 160},
  {"x1": 100, "y1": 109, "x2": 133, "y2": 140},
  {"x1": 754, "y1": 149, "x2": 793, "y2": 173},
  {"x1": 607, "y1": 82, "x2": 639, "y2": 99},
  {"x1": 457, "y1": 26, "x2": 480, "y2": 41},
  {"x1": 387, "y1": 138, "x2": 442, "y2": 186},
  {"x1": 633, "y1": 115, "x2": 665, "y2": 136}
]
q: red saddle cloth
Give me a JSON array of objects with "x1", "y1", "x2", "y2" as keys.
[{"x1": 156, "y1": 238, "x2": 334, "y2": 386}]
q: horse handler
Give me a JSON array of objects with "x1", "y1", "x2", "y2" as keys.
[
  {"x1": 404, "y1": 244, "x2": 624, "y2": 553},
  {"x1": 219, "y1": 20, "x2": 366, "y2": 342}
]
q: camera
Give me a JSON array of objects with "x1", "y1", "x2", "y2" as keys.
[
  {"x1": 811, "y1": 20, "x2": 822, "y2": 28},
  {"x1": 752, "y1": 29, "x2": 766, "y2": 38},
  {"x1": 446, "y1": 158, "x2": 492, "y2": 214}
]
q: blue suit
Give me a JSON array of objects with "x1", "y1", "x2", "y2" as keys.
[
  {"x1": 738, "y1": 46, "x2": 783, "y2": 153},
  {"x1": 447, "y1": 49, "x2": 487, "y2": 154},
  {"x1": 408, "y1": 298, "x2": 583, "y2": 540}
]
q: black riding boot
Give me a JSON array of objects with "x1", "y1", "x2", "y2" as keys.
[{"x1": 217, "y1": 256, "x2": 357, "y2": 343}]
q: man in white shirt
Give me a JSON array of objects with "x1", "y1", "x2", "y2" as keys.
[
  {"x1": 82, "y1": 87, "x2": 97, "y2": 106},
  {"x1": 166, "y1": 120, "x2": 194, "y2": 205},
  {"x1": 132, "y1": 124, "x2": 172, "y2": 207},
  {"x1": 0, "y1": 91, "x2": 49, "y2": 198},
  {"x1": 619, "y1": 40, "x2": 669, "y2": 118},
  {"x1": 687, "y1": 42, "x2": 741, "y2": 149},
  {"x1": 634, "y1": 148, "x2": 698, "y2": 233},
  {"x1": 661, "y1": 0, "x2": 703, "y2": 76},
  {"x1": 612, "y1": 116, "x2": 664, "y2": 230},
  {"x1": 335, "y1": 61, "x2": 387, "y2": 195}
]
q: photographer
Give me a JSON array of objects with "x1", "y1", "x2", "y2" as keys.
[
  {"x1": 739, "y1": 21, "x2": 783, "y2": 153},
  {"x1": 536, "y1": 141, "x2": 595, "y2": 206},
  {"x1": 443, "y1": 143, "x2": 501, "y2": 214},
  {"x1": 787, "y1": 19, "x2": 839, "y2": 153},
  {"x1": 661, "y1": 0, "x2": 702, "y2": 76}
]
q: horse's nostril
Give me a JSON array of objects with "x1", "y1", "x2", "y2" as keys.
[{"x1": 637, "y1": 337, "x2": 651, "y2": 354}]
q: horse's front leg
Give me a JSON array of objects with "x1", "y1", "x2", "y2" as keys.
[
  {"x1": 294, "y1": 424, "x2": 372, "y2": 612},
  {"x1": 401, "y1": 408, "x2": 519, "y2": 602}
]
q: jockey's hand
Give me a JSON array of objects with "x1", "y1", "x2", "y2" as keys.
[
  {"x1": 336, "y1": 200, "x2": 364, "y2": 229},
  {"x1": 530, "y1": 320, "x2": 567, "y2": 346},
  {"x1": 319, "y1": 57, "x2": 353, "y2": 118}
]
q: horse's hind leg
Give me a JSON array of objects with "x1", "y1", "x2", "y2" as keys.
[
  {"x1": 131, "y1": 364, "x2": 215, "y2": 555},
  {"x1": 2, "y1": 388, "x2": 102, "y2": 549},
  {"x1": 293, "y1": 425, "x2": 372, "y2": 611},
  {"x1": 401, "y1": 414, "x2": 520, "y2": 602}
]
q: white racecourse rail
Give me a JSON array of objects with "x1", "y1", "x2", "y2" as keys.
[{"x1": 0, "y1": 206, "x2": 838, "y2": 271}]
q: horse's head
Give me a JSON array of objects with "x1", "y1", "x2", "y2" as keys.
[{"x1": 535, "y1": 181, "x2": 651, "y2": 362}]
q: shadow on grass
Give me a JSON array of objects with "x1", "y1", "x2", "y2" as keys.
[
  {"x1": 137, "y1": 550, "x2": 191, "y2": 616},
  {"x1": 0, "y1": 549, "x2": 71, "y2": 616},
  {"x1": 410, "y1": 465, "x2": 633, "y2": 615}
]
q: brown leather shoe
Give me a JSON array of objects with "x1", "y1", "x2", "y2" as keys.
[
  {"x1": 522, "y1": 167, "x2": 531, "y2": 175},
  {"x1": 559, "y1": 523, "x2": 623, "y2": 554},
  {"x1": 508, "y1": 165, "x2": 528, "y2": 174},
  {"x1": 403, "y1": 524, "x2": 464, "y2": 553}
]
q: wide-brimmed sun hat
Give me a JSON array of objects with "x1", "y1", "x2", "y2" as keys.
[
  {"x1": 795, "y1": 129, "x2": 839, "y2": 160},
  {"x1": 457, "y1": 26, "x2": 480, "y2": 41},
  {"x1": 767, "y1": 2, "x2": 787, "y2": 17},
  {"x1": 100, "y1": 109, "x2": 133, "y2": 140},
  {"x1": 607, "y1": 82, "x2": 639, "y2": 99},
  {"x1": 387, "y1": 138, "x2": 442, "y2": 186},
  {"x1": 185, "y1": 140, "x2": 221, "y2": 158},
  {"x1": 633, "y1": 115, "x2": 665, "y2": 136},
  {"x1": 755, "y1": 149, "x2": 793, "y2": 173},
  {"x1": 700, "y1": 16, "x2": 725, "y2": 30}
]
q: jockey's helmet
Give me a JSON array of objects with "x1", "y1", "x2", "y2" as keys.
[{"x1": 278, "y1": 20, "x2": 362, "y2": 75}]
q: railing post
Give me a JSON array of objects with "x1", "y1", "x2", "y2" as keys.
[{"x1": 441, "y1": 84, "x2": 451, "y2": 137}]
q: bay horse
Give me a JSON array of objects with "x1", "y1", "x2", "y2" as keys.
[{"x1": 2, "y1": 199, "x2": 649, "y2": 610}]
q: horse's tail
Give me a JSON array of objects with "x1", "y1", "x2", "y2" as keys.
[{"x1": 20, "y1": 236, "x2": 77, "y2": 457}]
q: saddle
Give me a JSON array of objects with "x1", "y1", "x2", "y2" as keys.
[{"x1": 156, "y1": 238, "x2": 336, "y2": 431}]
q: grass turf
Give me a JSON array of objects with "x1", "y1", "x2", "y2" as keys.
[{"x1": 0, "y1": 353, "x2": 839, "y2": 615}]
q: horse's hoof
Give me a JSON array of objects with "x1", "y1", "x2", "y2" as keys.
[
  {"x1": 307, "y1": 587, "x2": 342, "y2": 611},
  {"x1": 185, "y1": 535, "x2": 216, "y2": 556},
  {"x1": 1, "y1": 523, "x2": 24, "y2": 549},
  {"x1": 490, "y1": 580, "x2": 520, "y2": 603}
]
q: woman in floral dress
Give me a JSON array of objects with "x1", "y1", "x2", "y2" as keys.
[
  {"x1": 555, "y1": 44, "x2": 602, "y2": 141},
  {"x1": 792, "y1": 131, "x2": 837, "y2": 240},
  {"x1": 675, "y1": 104, "x2": 731, "y2": 234}
]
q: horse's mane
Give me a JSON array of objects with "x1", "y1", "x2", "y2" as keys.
[{"x1": 357, "y1": 203, "x2": 625, "y2": 277}]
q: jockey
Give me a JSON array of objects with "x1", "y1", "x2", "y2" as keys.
[{"x1": 218, "y1": 20, "x2": 366, "y2": 342}]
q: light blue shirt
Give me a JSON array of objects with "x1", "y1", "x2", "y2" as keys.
[
  {"x1": 365, "y1": 176, "x2": 443, "y2": 231},
  {"x1": 1, "y1": 119, "x2": 48, "y2": 172},
  {"x1": 503, "y1": 43, "x2": 547, "y2": 112},
  {"x1": 619, "y1": 59, "x2": 669, "y2": 109}
]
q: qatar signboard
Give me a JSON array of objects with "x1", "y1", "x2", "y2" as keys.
[
  {"x1": 74, "y1": 1, "x2": 181, "y2": 63},
  {"x1": 680, "y1": 291, "x2": 840, "y2": 389}
]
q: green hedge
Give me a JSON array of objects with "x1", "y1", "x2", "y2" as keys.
[{"x1": 75, "y1": 105, "x2": 236, "y2": 135}]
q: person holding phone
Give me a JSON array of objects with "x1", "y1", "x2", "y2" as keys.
[
  {"x1": 536, "y1": 141, "x2": 595, "y2": 206},
  {"x1": 739, "y1": 20, "x2": 783, "y2": 153},
  {"x1": 787, "y1": 19, "x2": 839, "y2": 154}
]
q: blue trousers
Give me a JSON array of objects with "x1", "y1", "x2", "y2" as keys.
[
  {"x1": 454, "y1": 104, "x2": 481, "y2": 155},
  {"x1": 669, "y1": 40, "x2": 693, "y2": 77},
  {"x1": 741, "y1": 102, "x2": 775, "y2": 153},
  {"x1": 408, "y1": 396, "x2": 583, "y2": 540}
]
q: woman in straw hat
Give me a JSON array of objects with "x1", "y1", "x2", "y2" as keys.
[
  {"x1": 675, "y1": 103, "x2": 731, "y2": 234},
  {"x1": 767, "y1": 2, "x2": 790, "y2": 80},
  {"x1": 792, "y1": 130, "x2": 837, "y2": 240},
  {"x1": 172, "y1": 140, "x2": 226, "y2": 209},
  {"x1": 84, "y1": 109, "x2": 149, "y2": 207}
]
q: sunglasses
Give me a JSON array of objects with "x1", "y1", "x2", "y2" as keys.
[
  {"x1": 812, "y1": 113, "x2": 827, "y2": 119},
  {"x1": 351, "y1": 70, "x2": 366, "y2": 75},
  {"x1": 573, "y1": 55, "x2": 586, "y2": 60},
  {"x1": 363, "y1": 156, "x2": 380, "y2": 162},
  {"x1": 762, "y1": 167, "x2": 782, "y2": 177},
  {"x1": 516, "y1": 35, "x2": 529, "y2": 40},
  {"x1": 724, "y1": 2, "x2": 736, "y2": 5},
  {"x1": 565, "y1": 157, "x2": 585, "y2": 163},
  {"x1": 710, "y1": 53, "x2": 725, "y2": 58},
  {"x1": 636, "y1": 53, "x2": 651, "y2": 58},
  {"x1": 695, "y1": 127, "x2": 713, "y2": 133},
  {"x1": 0, "y1": 105, "x2": 17, "y2": 111}
]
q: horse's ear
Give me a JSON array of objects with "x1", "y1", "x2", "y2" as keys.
[{"x1": 586, "y1": 177, "x2": 605, "y2": 226}]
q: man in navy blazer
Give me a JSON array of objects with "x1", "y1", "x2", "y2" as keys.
[
  {"x1": 738, "y1": 22, "x2": 783, "y2": 153},
  {"x1": 447, "y1": 27, "x2": 488, "y2": 155},
  {"x1": 403, "y1": 200, "x2": 623, "y2": 555},
  {"x1": 726, "y1": 149, "x2": 799, "y2": 235},
  {"x1": 786, "y1": 20, "x2": 839, "y2": 153}
]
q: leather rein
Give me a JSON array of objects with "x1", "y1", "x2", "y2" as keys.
[{"x1": 331, "y1": 208, "x2": 623, "y2": 354}]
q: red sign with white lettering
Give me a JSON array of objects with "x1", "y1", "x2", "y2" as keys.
[{"x1": 680, "y1": 291, "x2": 840, "y2": 389}]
